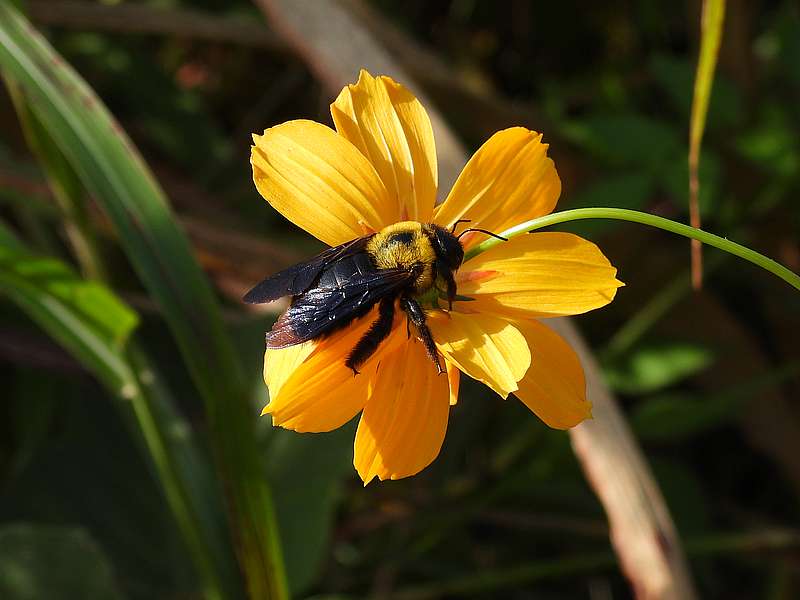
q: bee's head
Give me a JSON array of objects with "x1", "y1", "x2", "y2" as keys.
[{"x1": 428, "y1": 224, "x2": 464, "y2": 271}]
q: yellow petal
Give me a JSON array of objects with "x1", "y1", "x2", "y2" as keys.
[
  {"x1": 513, "y1": 320, "x2": 591, "y2": 429},
  {"x1": 446, "y1": 359, "x2": 460, "y2": 406},
  {"x1": 428, "y1": 311, "x2": 530, "y2": 399},
  {"x1": 251, "y1": 120, "x2": 397, "y2": 246},
  {"x1": 263, "y1": 309, "x2": 403, "y2": 432},
  {"x1": 433, "y1": 127, "x2": 560, "y2": 248},
  {"x1": 331, "y1": 70, "x2": 437, "y2": 222},
  {"x1": 262, "y1": 342, "x2": 315, "y2": 402},
  {"x1": 354, "y1": 339, "x2": 450, "y2": 483},
  {"x1": 457, "y1": 232, "x2": 623, "y2": 318}
]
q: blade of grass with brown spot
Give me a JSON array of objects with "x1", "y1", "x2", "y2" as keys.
[
  {"x1": 689, "y1": 0, "x2": 726, "y2": 289},
  {"x1": 0, "y1": 4, "x2": 288, "y2": 598},
  {"x1": 3, "y1": 79, "x2": 245, "y2": 600},
  {"x1": 0, "y1": 226, "x2": 240, "y2": 600}
]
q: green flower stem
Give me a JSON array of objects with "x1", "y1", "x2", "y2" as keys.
[
  {"x1": 464, "y1": 208, "x2": 800, "y2": 292},
  {"x1": 600, "y1": 180, "x2": 791, "y2": 360}
]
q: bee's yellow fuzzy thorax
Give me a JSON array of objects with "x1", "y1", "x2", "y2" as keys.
[{"x1": 367, "y1": 221, "x2": 436, "y2": 293}]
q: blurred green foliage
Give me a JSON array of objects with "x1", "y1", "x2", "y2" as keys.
[
  {"x1": 0, "y1": 524, "x2": 125, "y2": 600},
  {"x1": 1, "y1": 1, "x2": 799, "y2": 599}
]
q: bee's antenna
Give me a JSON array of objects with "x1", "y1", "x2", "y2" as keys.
[
  {"x1": 457, "y1": 228, "x2": 508, "y2": 242},
  {"x1": 450, "y1": 219, "x2": 471, "y2": 234}
]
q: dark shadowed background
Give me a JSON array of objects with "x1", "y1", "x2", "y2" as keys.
[{"x1": 1, "y1": 1, "x2": 799, "y2": 599}]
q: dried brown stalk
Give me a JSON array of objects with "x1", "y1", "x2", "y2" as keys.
[{"x1": 253, "y1": 0, "x2": 697, "y2": 598}]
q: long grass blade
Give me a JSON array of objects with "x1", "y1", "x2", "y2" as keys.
[
  {"x1": 0, "y1": 4, "x2": 287, "y2": 597},
  {"x1": 0, "y1": 230, "x2": 137, "y2": 389},
  {"x1": 0, "y1": 229, "x2": 240, "y2": 599},
  {"x1": 4, "y1": 78, "x2": 107, "y2": 280},
  {"x1": 4, "y1": 78, "x2": 245, "y2": 598},
  {"x1": 689, "y1": 0, "x2": 726, "y2": 289}
]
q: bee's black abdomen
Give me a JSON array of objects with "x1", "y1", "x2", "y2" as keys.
[
  {"x1": 317, "y1": 253, "x2": 376, "y2": 292},
  {"x1": 266, "y1": 253, "x2": 416, "y2": 349}
]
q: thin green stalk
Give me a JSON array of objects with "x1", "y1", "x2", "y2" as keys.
[
  {"x1": 121, "y1": 347, "x2": 233, "y2": 600},
  {"x1": 6, "y1": 78, "x2": 107, "y2": 280},
  {"x1": 601, "y1": 180, "x2": 791, "y2": 360},
  {"x1": 465, "y1": 208, "x2": 800, "y2": 292}
]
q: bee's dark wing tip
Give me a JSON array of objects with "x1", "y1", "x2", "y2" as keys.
[
  {"x1": 242, "y1": 278, "x2": 285, "y2": 304},
  {"x1": 242, "y1": 289, "x2": 261, "y2": 304}
]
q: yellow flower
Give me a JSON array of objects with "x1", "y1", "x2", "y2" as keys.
[{"x1": 251, "y1": 70, "x2": 623, "y2": 484}]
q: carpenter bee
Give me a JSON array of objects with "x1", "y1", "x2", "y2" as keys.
[{"x1": 244, "y1": 221, "x2": 503, "y2": 375}]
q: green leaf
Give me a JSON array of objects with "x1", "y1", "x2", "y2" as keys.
[
  {"x1": 0, "y1": 2, "x2": 238, "y2": 401},
  {"x1": 562, "y1": 114, "x2": 681, "y2": 167},
  {"x1": 562, "y1": 172, "x2": 654, "y2": 235},
  {"x1": 650, "y1": 54, "x2": 742, "y2": 130},
  {"x1": 0, "y1": 219, "x2": 24, "y2": 249},
  {"x1": 568, "y1": 172, "x2": 654, "y2": 211},
  {"x1": 266, "y1": 427, "x2": 355, "y2": 595},
  {"x1": 5, "y1": 77, "x2": 108, "y2": 280},
  {"x1": 649, "y1": 460, "x2": 711, "y2": 535},
  {"x1": 650, "y1": 54, "x2": 695, "y2": 116},
  {"x1": 0, "y1": 240, "x2": 137, "y2": 392},
  {"x1": 0, "y1": 523, "x2": 125, "y2": 600},
  {"x1": 2, "y1": 246, "x2": 136, "y2": 345},
  {"x1": 776, "y1": 15, "x2": 800, "y2": 88},
  {"x1": 6, "y1": 370, "x2": 58, "y2": 477},
  {"x1": 631, "y1": 392, "x2": 740, "y2": 442},
  {"x1": 603, "y1": 340, "x2": 715, "y2": 395},
  {"x1": 1, "y1": 380, "x2": 210, "y2": 600},
  {"x1": 0, "y1": 231, "x2": 238, "y2": 600},
  {"x1": 0, "y1": 6, "x2": 286, "y2": 598},
  {"x1": 736, "y1": 106, "x2": 800, "y2": 177},
  {"x1": 632, "y1": 363, "x2": 800, "y2": 442},
  {"x1": 6, "y1": 61, "x2": 246, "y2": 599},
  {"x1": 660, "y1": 148, "x2": 721, "y2": 218},
  {"x1": 235, "y1": 314, "x2": 354, "y2": 596}
]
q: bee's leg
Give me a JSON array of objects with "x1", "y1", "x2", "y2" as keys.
[
  {"x1": 346, "y1": 297, "x2": 395, "y2": 375},
  {"x1": 436, "y1": 258, "x2": 458, "y2": 310},
  {"x1": 400, "y1": 297, "x2": 444, "y2": 374}
]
